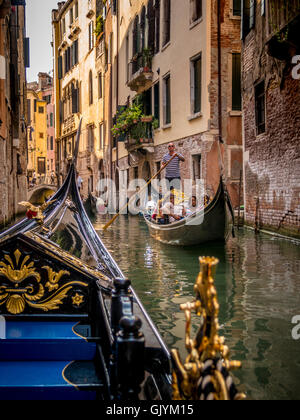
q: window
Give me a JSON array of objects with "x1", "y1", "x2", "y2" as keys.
[
  {"x1": 140, "y1": 7, "x2": 146, "y2": 51},
  {"x1": 155, "y1": 0, "x2": 161, "y2": 54},
  {"x1": 99, "y1": 123, "x2": 105, "y2": 150},
  {"x1": 71, "y1": 39, "x2": 79, "y2": 67},
  {"x1": 163, "y1": 0, "x2": 171, "y2": 46},
  {"x1": 232, "y1": 53, "x2": 242, "y2": 111},
  {"x1": 72, "y1": 83, "x2": 80, "y2": 113},
  {"x1": 132, "y1": 16, "x2": 140, "y2": 58},
  {"x1": 242, "y1": 0, "x2": 255, "y2": 39},
  {"x1": 163, "y1": 74, "x2": 171, "y2": 125},
  {"x1": 38, "y1": 106, "x2": 44, "y2": 114},
  {"x1": 39, "y1": 132, "x2": 44, "y2": 139},
  {"x1": 191, "y1": 0, "x2": 202, "y2": 23},
  {"x1": 255, "y1": 81, "x2": 266, "y2": 135},
  {"x1": 50, "y1": 136, "x2": 54, "y2": 150},
  {"x1": 89, "y1": 71, "x2": 93, "y2": 105},
  {"x1": 37, "y1": 157, "x2": 46, "y2": 174},
  {"x1": 147, "y1": 0, "x2": 155, "y2": 53},
  {"x1": 192, "y1": 154, "x2": 202, "y2": 181},
  {"x1": 233, "y1": 0, "x2": 241, "y2": 16},
  {"x1": 50, "y1": 113, "x2": 54, "y2": 127},
  {"x1": 88, "y1": 21, "x2": 94, "y2": 51},
  {"x1": 98, "y1": 72, "x2": 103, "y2": 99},
  {"x1": 27, "y1": 99, "x2": 31, "y2": 122},
  {"x1": 75, "y1": 1, "x2": 78, "y2": 19},
  {"x1": 58, "y1": 55, "x2": 63, "y2": 80},
  {"x1": 154, "y1": 82, "x2": 160, "y2": 127},
  {"x1": 88, "y1": 125, "x2": 95, "y2": 152},
  {"x1": 126, "y1": 35, "x2": 129, "y2": 82},
  {"x1": 191, "y1": 54, "x2": 202, "y2": 114}
]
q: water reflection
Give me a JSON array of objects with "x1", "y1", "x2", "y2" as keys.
[{"x1": 94, "y1": 213, "x2": 300, "y2": 400}]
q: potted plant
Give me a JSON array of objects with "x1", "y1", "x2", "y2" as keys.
[
  {"x1": 142, "y1": 48, "x2": 153, "y2": 72},
  {"x1": 141, "y1": 115, "x2": 153, "y2": 123}
]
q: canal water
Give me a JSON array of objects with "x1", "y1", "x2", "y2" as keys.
[{"x1": 93, "y1": 214, "x2": 300, "y2": 401}]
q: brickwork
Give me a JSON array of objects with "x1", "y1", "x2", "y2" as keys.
[{"x1": 242, "y1": 6, "x2": 300, "y2": 239}]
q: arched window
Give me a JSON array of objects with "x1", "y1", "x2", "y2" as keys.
[{"x1": 89, "y1": 70, "x2": 93, "y2": 105}]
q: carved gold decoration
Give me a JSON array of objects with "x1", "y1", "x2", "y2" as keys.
[
  {"x1": 171, "y1": 257, "x2": 246, "y2": 401},
  {"x1": 0, "y1": 250, "x2": 88, "y2": 315},
  {"x1": 25, "y1": 232, "x2": 112, "y2": 285},
  {"x1": 72, "y1": 293, "x2": 84, "y2": 307}
]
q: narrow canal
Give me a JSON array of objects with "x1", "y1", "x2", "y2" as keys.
[{"x1": 93, "y1": 214, "x2": 300, "y2": 401}]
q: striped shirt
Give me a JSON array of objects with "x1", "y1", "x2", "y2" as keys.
[{"x1": 162, "y1": 153, "x2": 184, "y2": 178}]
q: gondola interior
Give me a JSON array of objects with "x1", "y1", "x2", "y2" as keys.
[{"x1": 0, "y1": 121, "x2": 172, "y2": 401}]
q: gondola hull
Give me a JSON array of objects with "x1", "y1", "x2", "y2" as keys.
[{"x1": 144, "y1": 181, "x2": 232, "y2": 246}]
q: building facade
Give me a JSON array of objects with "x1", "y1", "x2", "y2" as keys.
[
  {"x1": 241, "y1": 0, "x2": 300, "y2": 239},
  {"x1": 0, "y1": 0, "x2": 28, "y2": 227},
  {"x1": 27, "y1": 73, "x2": 55, "y2": 185},
  {"x1": 52, "y1": 0, "x2": 105, "y2": 197},
  {"x1": 108, "y1": 0, "x2": 243, "y2": 206}
]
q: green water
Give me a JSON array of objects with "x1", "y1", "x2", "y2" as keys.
[{"x1": 94, "y1": 214, "x2": 300, "y2": 401}]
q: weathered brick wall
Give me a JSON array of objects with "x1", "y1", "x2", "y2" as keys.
[{"x1": 242, "y1": 9, "x2": 300, "y2": 239}]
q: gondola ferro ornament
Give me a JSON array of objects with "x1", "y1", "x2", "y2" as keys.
[
  {"x1": 171, "y1": 257, "x2": 246, "y2": 401},
  {"x1": 19, "y1": 200, "x2": 56, "y2": 225}
]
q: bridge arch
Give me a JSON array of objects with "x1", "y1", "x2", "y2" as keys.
[{"x1": 28, "y1": 185, "x2": 57, "y2": 204}]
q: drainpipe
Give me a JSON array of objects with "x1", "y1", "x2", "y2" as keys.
[{"x1": 217, "y1": 0, "x2": 224, "y2": 145}]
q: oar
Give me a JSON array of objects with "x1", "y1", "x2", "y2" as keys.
[{"x1": 102, "y1": 153, "x2": 178, "y2": 230}]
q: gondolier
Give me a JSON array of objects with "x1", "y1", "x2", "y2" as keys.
[{"x1": 162, "y1": 143, "x2": 185, "y2": 189}]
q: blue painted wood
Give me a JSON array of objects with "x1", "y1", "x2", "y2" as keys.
[
  {"x1": 5, "y1": 321, "x2": 86, "y2": 340},
  {"x1": 0, "y1": 321, "x2": 97, "y2": 361},
  {"x1": 0, "y1": 339, "x2": 96, "y2": 361},
  {"x1": 0, "y1": 361, "x2": 100, "y2": 400}
]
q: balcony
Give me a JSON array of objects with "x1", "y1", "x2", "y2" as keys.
[
  {"x1": 127, "y1": 51, "x2": 153, "y2": 93},
  {"x1": 267, "y1": 2, "x2": 300, "y2": 61},
  {"x1": 124, "y1": 122, "x2": 154, "y2": 153}
]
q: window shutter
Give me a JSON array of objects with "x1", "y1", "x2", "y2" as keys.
[
  {"x1": 147, "y1": 0, "x2": 155, "y2": 53},
  {"x1": 58, "y1": 55, "x2": 63, "y2": 79},
  {"x1": 74, "y1": 39, "x2": 78, "y2": 65}
]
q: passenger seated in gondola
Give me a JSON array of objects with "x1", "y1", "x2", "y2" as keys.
[
  {"x1": 160, "y1": 194, "x2": 185, "y2": 224},
  {"x1": 184, "y1": 195, "x2": 199, "y2": 217},
  {"x1": 183, "y1": 194, "x2": 211, "y2": 218}
]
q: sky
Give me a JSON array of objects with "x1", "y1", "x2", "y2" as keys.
[{"x1": 26, "y1": 0, "x2": 59, "y2": 83}]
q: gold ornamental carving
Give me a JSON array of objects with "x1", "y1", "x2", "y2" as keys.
[
  {"x1": 171, "y1": 257, "x2": 246, "y2": 401},
  {"x1": 0, "y1": 250, "x2": 87, "y2": 315}
]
